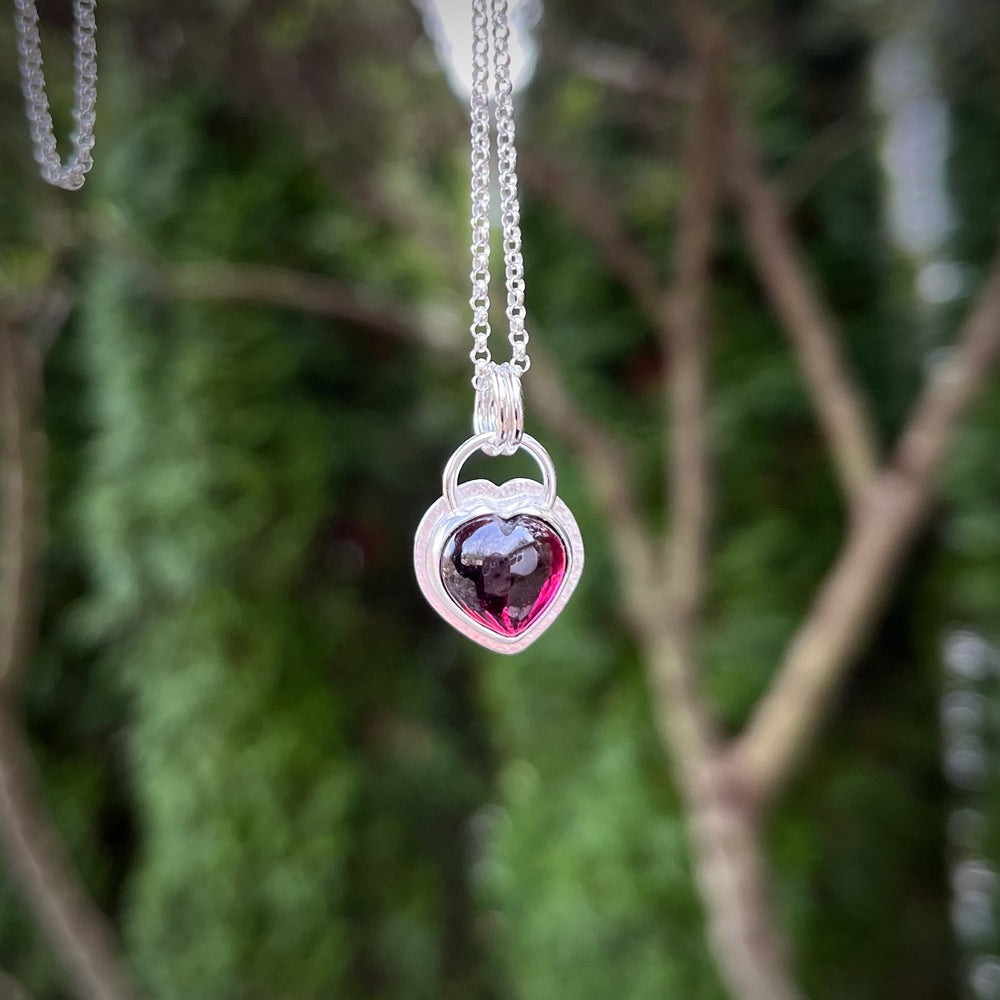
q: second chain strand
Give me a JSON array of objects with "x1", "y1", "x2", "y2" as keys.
[{"x1": 469, "y1": 0, "x2": 530, "y2": 388}]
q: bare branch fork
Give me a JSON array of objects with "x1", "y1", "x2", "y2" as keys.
[
  {"x1": 733, "y1": 248, "x2": 1000, "y2": 805},
  {"x1": 0, "y1": 320, "x2": 139, "y2": 1000},
  {"x1": 659, "y1": 5, "x2": 1000, "y2": 816},
  {"x1": 717, "y1": 70, "x2": 1000, "y2": 806}
]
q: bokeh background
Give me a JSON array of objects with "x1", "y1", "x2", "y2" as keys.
[{"x1": 1, "y1": 1, "x2": 1000, "y2": 999}]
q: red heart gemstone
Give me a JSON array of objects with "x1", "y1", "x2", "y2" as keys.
[{"x1": 440, "y1": 513, "x2": 567, "y2": 637}]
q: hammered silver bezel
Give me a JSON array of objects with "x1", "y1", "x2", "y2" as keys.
[{"x1": 413, "y1": 478, "x2": 585, "y2": 655}]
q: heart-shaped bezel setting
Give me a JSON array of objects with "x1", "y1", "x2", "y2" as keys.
[{"x1": 414, "y1": 478, "x2": 584, "y2": 654}]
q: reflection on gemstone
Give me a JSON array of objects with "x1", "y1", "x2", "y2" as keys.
[{"x1": 441, "y1": 513, "x2": 566, "y2": 637}]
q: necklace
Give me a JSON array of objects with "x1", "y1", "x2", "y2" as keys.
[
  {"x1": 413, "y1": 0, "x2": 584, "y2": 654},
  {"x1": 13, "y1": 0, "x2": 97, "y2": 191}
]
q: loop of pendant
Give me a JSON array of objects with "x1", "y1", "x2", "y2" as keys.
[
  {"x1": 443, "y1": 432, "x2": 557, "y2": 513},
  {"x1": 473, "y1": 360, "x2": 524, "y2": 457}
]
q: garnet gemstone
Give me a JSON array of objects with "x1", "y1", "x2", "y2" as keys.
[{"x1": 440, "y1": 513, "x2": 567, "y2": 637}]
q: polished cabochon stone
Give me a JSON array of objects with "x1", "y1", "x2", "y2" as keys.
[{"x1": 440, "y1": 513, "x2": 567, "y2": 637}]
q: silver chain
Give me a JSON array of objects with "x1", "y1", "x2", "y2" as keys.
[
  {"x1": 13, "y1": 0, "x2": 97, "y2": 191},
  {"x1": 469, "y1": 0, "x2": 530, "y2": 390}
]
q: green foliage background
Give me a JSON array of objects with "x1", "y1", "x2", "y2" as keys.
[{"x1": 0, "y1": 1, "x2": 998, "y2": 998}]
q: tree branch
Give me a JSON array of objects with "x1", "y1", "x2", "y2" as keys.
[
  {"x1": 636, "y1": 46, "x2": 811, "y2": 1000},
  {"x1": 0, "y1": 966, "x2": 33, "y2": 1000},
  {"x1": 727, "y1": 122, "x2": 880, "y2": 504},
  {"x1": 0, "y1": 322, "x2": 140, "y2": 1000},
  {"x1": 734, "y1": 247, "x2": 1000, "y2": 805},
  {"x1": 525, "y1": 345, "x2": 658, "y2": 628},
  {"x1": 512, "y1": 151, "x2": 673, "y2": 618},
  {"x1": 664, "y1": 38, "x2": 726, "y2": 626},
  {"x1": 634, "y1": 30, "x2": 730, "y2": 787},
  {"x1": 0, "y1": 329, "x2": 40, "y2": 700},
  {"x1": 773, "y1": 112, "x2": 872, "y2": 208},
  {"x1": 165, "y1": 263, "x2": 430, "y2": 346},
  {"x1": 518, "y1": 151, "x2": 664, "y2": 326},
  {"x1": 540, "y1": 31, "x2": 696, "y2": 101},
  {"x1": 0, "y1": 718, "x2": 139, "y2": 1000}
]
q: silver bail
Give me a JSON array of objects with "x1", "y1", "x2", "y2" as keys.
[{"x1": 473, "y1": 361, "x2": 524, "y2": 456}]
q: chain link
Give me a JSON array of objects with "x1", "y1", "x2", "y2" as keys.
[
  {"x1": 469, "y1": 0, "x2": 530, "y2": 388},
  {"x1": 13, "y1": 0, "x2": 97, "y2": 191},
  {"x1": 491, "y1": 0, "x2": 530, "y2": 375}
]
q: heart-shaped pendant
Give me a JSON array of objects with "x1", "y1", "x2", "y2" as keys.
[{"x1": 414, "y1": 434, "x2": 584, "y2": 654}]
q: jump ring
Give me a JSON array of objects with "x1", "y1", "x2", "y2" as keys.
[{"x1": 473, "y1": 361, "x2": 524, "y2": 457}]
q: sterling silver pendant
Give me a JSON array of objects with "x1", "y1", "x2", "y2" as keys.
[
  {"x1": 419, "y1": 3, "x2": 581, "y2": 652},
  {"x1": 414, "y1": 433, "x2": 584, "y2": 654}
]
